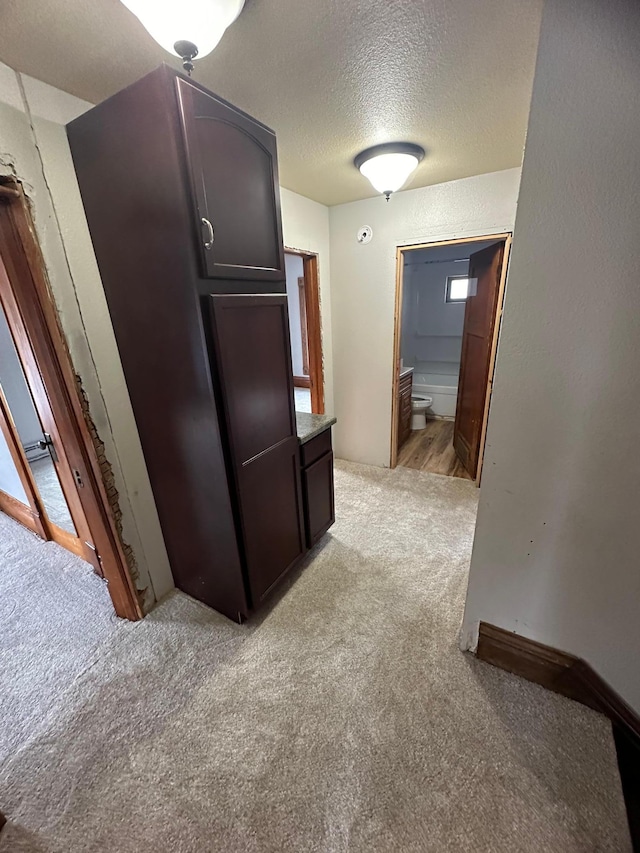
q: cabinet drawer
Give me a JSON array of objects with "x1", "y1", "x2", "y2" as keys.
[
  {"x1": 300, "y1": 428, "x2": 332, "y2": 468},
  {"x1": 302, "y1": 451, "x2": 335, "y2": 547}
]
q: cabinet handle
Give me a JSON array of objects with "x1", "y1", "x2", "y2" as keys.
[{"x1": 201, "y1": 217, "x2": 214, "y2": 250}]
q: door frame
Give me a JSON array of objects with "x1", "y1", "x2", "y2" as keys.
[
  {"x1": 0, "y1": 179, "x2": 142, "y2": 620},
  {"x1": 284, "y1": 249, "x2": 324, "y2": 414},
  {"x1": 390, "y1": 232, "x2": 512, "y2": 481}
]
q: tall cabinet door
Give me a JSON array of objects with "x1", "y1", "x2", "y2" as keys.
[
  {"x1": 208, "y1": 295, "x2": 305, "y2": 603},
  {"x1": 177, "y1": 77, "x2": 285, "y2": 284}
]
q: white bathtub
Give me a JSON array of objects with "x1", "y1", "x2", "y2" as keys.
[{"x1": 413, "y1": 365, "x2": 459, "y2": 418}]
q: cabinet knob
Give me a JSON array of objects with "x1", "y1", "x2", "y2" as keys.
[{"x1": 201, "y1": 217, "x2": 214, "y2": 250}]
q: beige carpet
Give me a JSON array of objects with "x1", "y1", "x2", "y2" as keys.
[{"x1": 0, "y1": 461, "x2": 631, "y2": 852}]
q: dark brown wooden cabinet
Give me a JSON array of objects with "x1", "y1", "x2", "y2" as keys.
[
  {"x1": 300, "y1": 430, "x2": 335, "y2": 548},
  {"x1": 67, "y1": 65, "x2": 306, "y2": 621},
  {"x1": 177, "y1": 78, "x2": 285, "y2": 283},
  {"x1": 208, "y1": 294, "x2": 305, "y2": 601}
]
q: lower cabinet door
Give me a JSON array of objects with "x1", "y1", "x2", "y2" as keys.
[
  {"x1": 303, "y1": 450, "x2": 335, "y2": 547},
  {"x1": 237, "y1": 435, "x2": 305, "y2": 603}
]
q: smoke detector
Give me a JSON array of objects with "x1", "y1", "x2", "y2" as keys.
[{"x1": 357, "y1": 225, "x2": 373, "y2": 244}]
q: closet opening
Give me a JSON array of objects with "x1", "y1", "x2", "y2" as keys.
[
  {"x1": 391, "y1": 234, "x2": 512, "y2": 482},
  {"x1": 0, "y1": 179, "x2": 140, "y2": 620},
  {"x1": 284, "y1": 249, "x2": 324, "y2": 415}
]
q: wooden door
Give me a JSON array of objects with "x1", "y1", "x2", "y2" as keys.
[
  {"x1": 0, "y1": 257, "x2": 100, "y2": 571},
  {"x1": 453, "y1": 242, "x2": 505, "y2": 478},
  {"x1": 177, "y1": 77, "x2": 285, "y2": 283},
  {"x1": 208, "y1": 295, "x2": 305, "y2": 603}
]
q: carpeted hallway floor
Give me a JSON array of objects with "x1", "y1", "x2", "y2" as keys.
[{"x1": 0, "y1": 461, "x2": 631, "y2": 852}]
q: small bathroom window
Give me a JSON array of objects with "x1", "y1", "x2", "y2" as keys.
[{"x1": 445, "y1": 275, "x2": 469, "y2": 303}]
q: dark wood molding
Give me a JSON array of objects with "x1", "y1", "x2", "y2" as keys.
[
  {"x1": 0, "y1": 808, "x2": 5, "y2": 830},
  {"x1": 477, "y1": 622, "x2": 640, "y2": 849},
  {"x1": 293, "y1": 376, "x2": 311, "y2": 388}
]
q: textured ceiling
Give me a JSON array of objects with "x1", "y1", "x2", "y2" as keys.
[{"x1": 0, "y1": 0, "x2": 543, "y2": 205}]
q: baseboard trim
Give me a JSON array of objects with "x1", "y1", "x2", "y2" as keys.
[{"x1": 477, "y1": 622, "x2": 640, "y2": 849}]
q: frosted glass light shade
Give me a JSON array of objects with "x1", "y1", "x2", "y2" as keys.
[
  {"x1": 121, "y1": 0, "x2": 245, "y2": 59},
  {"x1": 354, "y1": 143, "x2": 425, "y2": 198}
]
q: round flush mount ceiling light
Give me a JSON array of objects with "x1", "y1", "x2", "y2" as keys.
[
  {"x1": 120, "y1": 0, "x2": 245, "y2": 74},
  {"x1": 354, "y1": 143, "x2": 425, "y2": 201}
]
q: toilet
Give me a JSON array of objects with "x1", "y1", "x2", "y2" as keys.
[{"x1": 411, "y1": 395, "x2": 433, "y2": 430}]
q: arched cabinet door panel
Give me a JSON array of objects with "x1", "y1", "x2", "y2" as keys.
[{"x1": 177, "y1": 78, "x2": 285, "y2": 283}]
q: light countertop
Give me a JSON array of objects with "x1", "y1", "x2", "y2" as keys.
[{"x1": 295, "y1": 412, "x2": 337, "y2": 445}]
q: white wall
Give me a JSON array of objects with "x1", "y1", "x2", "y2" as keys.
[
  {"x1": 0, "y1": 429, "x2": 29, "y2": 504},
  {"x1": 329, "y1": 169, "x2": 521, "y2": 466},
  {"x1": 280, "y1": 188, "x2": 334, "y2": 415},
  {"x1": 401, "y1": 258, "x2": 467, "y2": 369},
  {"x1": 0, "y1": 63, "x2": 173, "y2": 608},
  {"x1": 284, "y1": 252, "x2": 305, "y2": 376},
  {"x1": 0, "y1": 308, "x2": 43, "y2": 453},
  {"x1": 462, "y1": 0, "x2": 640, "y2": 712}
]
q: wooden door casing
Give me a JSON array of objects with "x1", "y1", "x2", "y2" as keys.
[
  {"x1": 453, "y1": 242, "x2": 505, "y2": 478},
  {"x1": 177, "y1": 77, "x2": 285, "y2": 284},
  {"x1": 208, "y1": 294, "x2": 304, "y2": 604},
  {"x1": 0, "y1": 184, "x2": 141, "y2": 618},
  {"x1": 0, "y1": 250, "x2": 100, "y2": 569}
]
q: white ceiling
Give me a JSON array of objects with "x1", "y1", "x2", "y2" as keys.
[{"x1": 0, "y1": 0, "x2": 543, "y2": 206}]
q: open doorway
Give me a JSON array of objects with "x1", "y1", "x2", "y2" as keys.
[
  {"x1": 285, "y1": 250, "x2": 324, "y2": 415},
  {"x1": 0, "y1": 179, "x2": 140, "y2": 620},
  {"x1": 391, "y1": 234, "x2": 511, "y2": 482}
]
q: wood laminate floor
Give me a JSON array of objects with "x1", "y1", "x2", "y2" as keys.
[{"x1": 397, "y1": 419, "x2": 473, "y2": 480}]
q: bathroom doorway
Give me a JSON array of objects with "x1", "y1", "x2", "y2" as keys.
[
  {"x1": 391, "y1": 234, "x2": 511, "y2": 482},
  {"x1": 284, "y1": 249, "x2": 324, "y2": 415}
]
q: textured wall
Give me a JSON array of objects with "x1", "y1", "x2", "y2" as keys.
[
  {"x1": 462, "y1": 0, "x2": 640, "y2": 712},
  {"x1": 329, "y1": 169, "x2": 521, "y2": 466}
]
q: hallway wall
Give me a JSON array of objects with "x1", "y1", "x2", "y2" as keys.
[
  {"x1": 462, "y1": 0, "x2": 640, "y2": 713},
  {"x1": 329, "y1": 169, "x2": 521, "y2": 466}
]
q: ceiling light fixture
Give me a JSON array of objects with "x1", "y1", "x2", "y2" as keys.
[
  {"x1": 354, "y1": 143, "x2": 425, "y2": 201},
  {"x1": 120, "y1": 0, "x2": 245, "y2": 75}
]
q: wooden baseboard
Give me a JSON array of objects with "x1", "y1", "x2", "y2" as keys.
[
  {"x1": 0, "y1": 810, "x2": 5, "y2": 831},
  {"x1": 0, "y1": 489, "x2": 41, "y2": 535},
  {"x1": 477, "y1": 622, "x2": 640, "y2": 849},
  {"x1": 293, "y1": 376, "x2": 310, "y2": 388}
]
